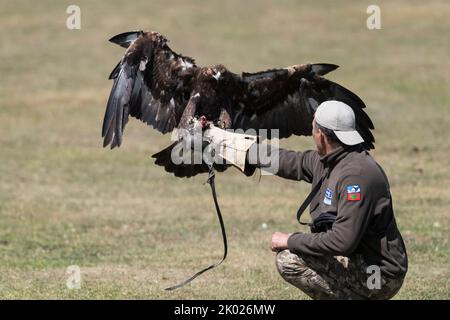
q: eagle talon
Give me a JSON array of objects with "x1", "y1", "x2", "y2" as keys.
[
  {"x1": 198, "y1": 116, "x2": 210, "y2": 129},
  {"x1": 188, "y1": 117, "x2": 195, "y2": 125}
]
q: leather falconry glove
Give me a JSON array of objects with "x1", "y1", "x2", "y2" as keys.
[{"x1": 202, "y1": 125, "x2": 257, "y2": 172}]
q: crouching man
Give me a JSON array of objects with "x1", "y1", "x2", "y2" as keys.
[{"x1": 202, "y1": 100, "x2": 408, "y2": 299}]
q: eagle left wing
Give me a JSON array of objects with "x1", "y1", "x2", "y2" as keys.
[
  {"x1": 232, "y1": 63, "x2": 375, "y2": 149},
  {"x1": 102, "y1": 31, "x2": 198, "y2": 149}
]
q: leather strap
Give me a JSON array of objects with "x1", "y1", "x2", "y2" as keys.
[
  {"x1": 296, "y1": 167, "x2": 329, "y2": 226},
  {"x1": 165, "y1": 165, "x2": 227, "y2": 290}
]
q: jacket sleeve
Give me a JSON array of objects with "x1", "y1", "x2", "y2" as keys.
[
  {"x1": 287, "y1": 174, "x2": 374, "y2": 256},
  {"x1": 245, "y1": 143, "x2": 320, "y2": 182}
]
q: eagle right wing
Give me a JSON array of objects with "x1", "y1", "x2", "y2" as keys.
[
  {"x1": 232, "y1": 64, "x2": 375, "y2": 149},
  {"x1": 102, "y1": 31, "x2": 198, "y2": 148}
]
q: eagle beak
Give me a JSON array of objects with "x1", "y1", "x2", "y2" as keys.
[{"x1": 212, "y1": 71, "x2": 221, "y2": 81}]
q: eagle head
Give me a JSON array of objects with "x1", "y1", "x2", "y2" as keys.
[
  {"x1": 201, "y1": 65, "x2": 228, "y2": 83},
  {"x1": 212, "y1": 64, "x2": 228, "y2": 81}
]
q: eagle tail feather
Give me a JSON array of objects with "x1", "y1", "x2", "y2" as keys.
[{"x1": 152, "y1": 142, "x2": 229, "y2": 178}]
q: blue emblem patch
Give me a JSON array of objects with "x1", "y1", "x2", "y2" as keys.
[
  {"x1": 346, "y1": 185, "x2": 361, "y2": 193},
  {"x1": 323, "y1": 188, "x2": 333, "y2": 205}
]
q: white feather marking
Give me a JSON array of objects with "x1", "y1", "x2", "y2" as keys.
[
  {"x1": 139, "y1": 58, "x2": 147, "y2": 71},
  {"x1": 179, "y1": 58, "x2": 193, "y2": 71},
  {"x1": 212, "y1": 71, "x2": 221, "y2": 81},
  {"x1": 154, "y1": 100, "x2": 161, "y2": 121},
  {"x1": 170, "y1": 98, "x2": 175, "y2": 107}
]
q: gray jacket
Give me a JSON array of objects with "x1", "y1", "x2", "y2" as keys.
[{"x1": 246, "y1": 144, "x2": 408, "y2": 278}]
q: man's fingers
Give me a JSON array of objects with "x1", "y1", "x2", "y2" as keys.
[
  {"x1": 271, "y1": 232, "x2": 280, "y2": 251},
  {"x1": 271, "y1": 232, "x2": 289, "y2": 251}
]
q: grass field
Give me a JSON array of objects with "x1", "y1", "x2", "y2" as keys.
[{"x1": 0, "y1": 0, "x2": 449, "y2": 299}]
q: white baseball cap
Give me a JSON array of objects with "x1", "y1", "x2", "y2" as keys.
[{"x1": 314, "y1": 100, "x2": 364, "y2": 146}]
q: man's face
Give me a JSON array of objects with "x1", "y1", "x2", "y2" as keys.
[{"x1": 312, "y1": 119, "x2": 326, "y2": 156}]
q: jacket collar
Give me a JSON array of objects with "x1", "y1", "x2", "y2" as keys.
[{"x1": 320, "y1": 145, "x2": 362, "y2": 167}]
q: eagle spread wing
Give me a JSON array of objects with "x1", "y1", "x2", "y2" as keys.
[
  {"x1": 102, "y1": 31, "x2": 197, "y2": 148},
  {"x1": 102, "y1": 30, "x2": 375, "y2": 177},
  {"x1": 233, "y1": 64, "x2": 375, "y2": 149}
]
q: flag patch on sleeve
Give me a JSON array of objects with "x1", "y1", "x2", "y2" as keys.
[
  {"x1": 323, "y1": 188, "x2": 333, "y2": 205},
  {"x1": 346, "y1": 185, "x2": 361, "y2": 201}
]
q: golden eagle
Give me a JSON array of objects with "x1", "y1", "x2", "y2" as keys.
[{"x1": 102, "y1": 31, "x2": 374, "y2": 177}]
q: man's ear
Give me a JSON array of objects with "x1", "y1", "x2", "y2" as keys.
[
  {"x1": 318, "y1": 129, "x2": 327, "y2": 144},
  {"x1": 316, "y1": 127, "x2": 322, "y2": 137}
]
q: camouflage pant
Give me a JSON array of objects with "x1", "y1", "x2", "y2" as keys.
[{"x1": 276, "y1": 249, "x2": 404, "y2": 300}]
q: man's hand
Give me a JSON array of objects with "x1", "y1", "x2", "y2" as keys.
[
  {"x1": 203, "y1": 125, "x2": 257, "y2": 172},
  {"x1": 271, "y1": 232, "x2": 290, "y2": 252}
]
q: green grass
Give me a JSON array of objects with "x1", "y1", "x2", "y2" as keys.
[{"x1": 0, "y1": 0, "x2": 449, "y2": 299}]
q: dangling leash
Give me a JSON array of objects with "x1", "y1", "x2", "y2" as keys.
[
  {"x1": 296, "y1": 178, "x2": 323, "y2": 227},
  {"x1": 296, "y1": 167, "x2": 336, "y2": 233},
  {"x1": 296, "y1": 167, "x2": 330, "y2": 226},
  {"x1": 165, "y1": 164, "x2": 228, "y2": 291}
]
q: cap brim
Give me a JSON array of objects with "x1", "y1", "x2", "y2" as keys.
[{"x1": 334, "y1": 130, "x2": 364, "y2": 146}]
